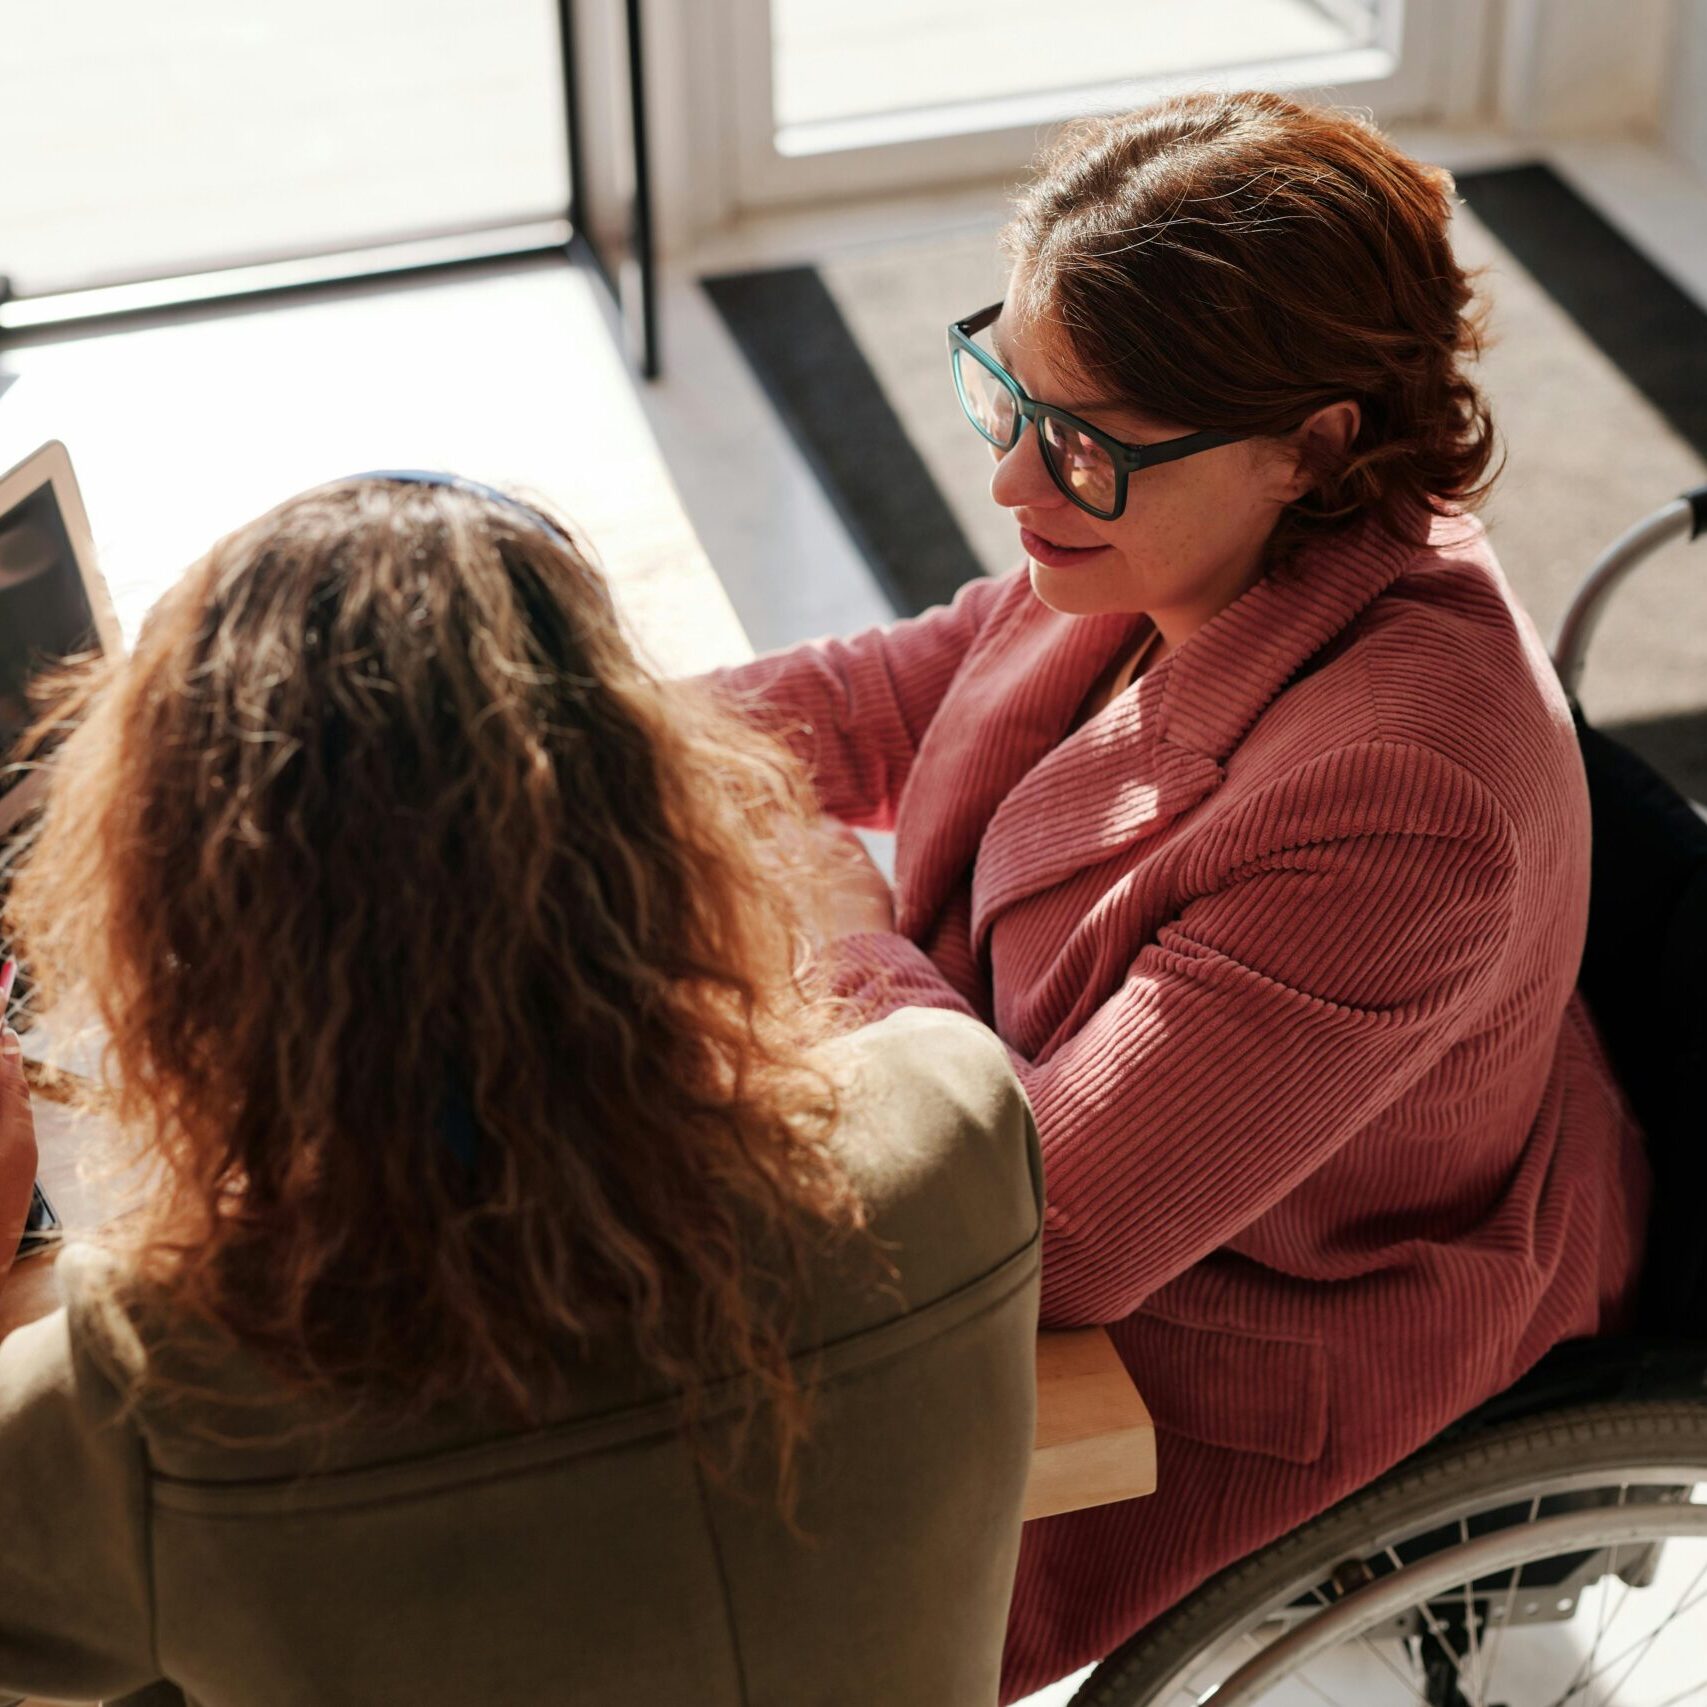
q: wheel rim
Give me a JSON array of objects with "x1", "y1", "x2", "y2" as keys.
[
  {"x1": 1209, "y1": 1496, "x2": 1707, "y2": 1706},
  {"x1": 1124, "y1": 1469, "x2": 1707, "y2": 1707}
]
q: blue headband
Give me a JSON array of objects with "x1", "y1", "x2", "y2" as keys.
[{"x1": 351, "y1": 468, "x2": 577, "y2": 554}]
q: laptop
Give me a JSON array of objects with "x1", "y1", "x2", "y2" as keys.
[
  {"x1": 0, "y1": 442, "x2": 120, "y2": 1257},
  {"x1": 0, "y1": 440, "x2": 122, "y2": 842}
]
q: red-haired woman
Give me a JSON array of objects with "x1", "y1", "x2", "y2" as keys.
[
  {"x1": 710, "y1": 91, "x2": 1650, "y2": 1700},
  {"x1": 0, "y1": 475, "x2": 1043, "y2": 1705}
]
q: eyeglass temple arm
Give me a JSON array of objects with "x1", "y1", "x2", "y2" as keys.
[
  {"x1": 1125, "y1": 427, "x2": 1246, "y2": 471},
  {"x1": 955, "y1": 302, "x2": 1004, "y2": 337}
]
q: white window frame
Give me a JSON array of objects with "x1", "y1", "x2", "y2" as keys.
[{"x1": 714, "y1": 0, "x2": 1491, "y2": 212}]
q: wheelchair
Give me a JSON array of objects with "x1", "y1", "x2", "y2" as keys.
[{"x1": 1072, "y1": 486, "x2": 1707, "y2": 1707}]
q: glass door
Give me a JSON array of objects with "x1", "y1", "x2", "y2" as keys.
[
  {"x1": 1, "y1": 0, "x2": 660, "y2": 376},
  {"x1": 730, "y1": 0, "x2": 1460, "y2": 207},
  {"x1": 1, "y1": 0, "x2": 570, "y2": 297}
]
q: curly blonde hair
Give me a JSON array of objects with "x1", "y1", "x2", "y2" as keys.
[{"x1": 6, "y1": 476, "x2": 866, "y2": 1492}]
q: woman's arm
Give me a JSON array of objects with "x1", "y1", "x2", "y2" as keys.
[
  {"x1": 826, "y1": 741, "x2": 1521, "y2": 1325},
  {"x1": 0, "y1": 1031, "x2": 37, "y2": 1284},
  {"x1": 702, "y1": 569, "x2": 1017, "y2": 829}
]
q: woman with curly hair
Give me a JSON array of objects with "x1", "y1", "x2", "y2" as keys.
[
  {"x1": 710, "y1": 91, "x2": 1651, "y2": 1699},
  {"x1": 0, "y1": 474, "x2": 1044, "y2": 1706}
]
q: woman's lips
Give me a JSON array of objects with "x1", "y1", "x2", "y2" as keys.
[{"x1": 1020, "y1": 526, "x2": 1108, "y2": 570}]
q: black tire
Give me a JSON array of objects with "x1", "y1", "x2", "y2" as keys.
[{"x1": 1072, "y1": 1400, "x2": 1707, "y2": 1706}]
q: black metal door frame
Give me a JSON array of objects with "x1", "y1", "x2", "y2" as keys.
[
  {"x1": 0, "y1": 0, "x2": 659, "y2": 379},
  {"x1": 558, "y1": 0, "x2": 660, "y2": 379}
]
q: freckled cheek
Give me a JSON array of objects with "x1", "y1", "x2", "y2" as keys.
[
  {"x1": 1122, "y1": 464, "x2": 1244, "y2": 549},
  {"x1": 1098, "y1": 487, "x2": 1225, "y2": 598},
  {"x1": 1102, "y1": 482, "x2": 1194, "y2": 560}
]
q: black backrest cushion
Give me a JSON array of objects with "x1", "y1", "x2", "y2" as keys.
[{"x1": 1572, "y1": 706, "x2": 1707, "y2": 1338}]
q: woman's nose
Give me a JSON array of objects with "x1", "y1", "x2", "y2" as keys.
[{"x1": 989, "y1": 423, "x2": 1065, "y2": 512}]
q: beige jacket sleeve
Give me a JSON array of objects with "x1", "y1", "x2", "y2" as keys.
[{"x1": 0, "y1": 1291, "x2": 159, "y2": 1704}]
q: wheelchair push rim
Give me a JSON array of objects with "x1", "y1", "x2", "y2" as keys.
[{"x1": 1074, "y1": 1400, "x2": 1707, "y2": 1707}]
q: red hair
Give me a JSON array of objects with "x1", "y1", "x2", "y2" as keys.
[{"x1": 1005, "y1": 90, "x2": 1500, "y2": 558}]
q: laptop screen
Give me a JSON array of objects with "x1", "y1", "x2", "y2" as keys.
[{"x1": 0, "y1": 479, "x2": 103, "y2": 801}]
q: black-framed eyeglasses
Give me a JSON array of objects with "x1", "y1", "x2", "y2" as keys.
[{"x1": 948, "y1": 302, "x2": 1248, "y2": 520}]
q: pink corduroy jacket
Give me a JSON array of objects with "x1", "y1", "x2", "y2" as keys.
[{"x1": 710, "y1": 508, "x2": 1651, "y2": 1703}]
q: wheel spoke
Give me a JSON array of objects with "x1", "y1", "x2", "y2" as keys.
[
  {"x1": 1481, "y1": 1495, "x2": 1542, "y2": 1692},
  {"x1": 1350, "y1": 1630, "x2": 1435, "y2": 1706},
  {"x1": 1386, "y1": 1547, "x2": 1471, "y2": 1695},
  {"x1": 1553, "y1": 1487, "x2": 1634, "y2": 1707},
  {"x1": 1130, "y1": 1426, "x2": 1707, "y2": 1707},
  {"x1": 1285, "y1": 1575, "x2": 1435, "y2": 1707},
  {"x1": 1588, "y1": 1572, "x2": 1707, "y2": 1707},
  {"x1": 1582, "y1": 1575, "x2": 1638, "y2": 1702},
  {"x1": 1284, "y1": 1520, "x2": 1707, "y2": 1707},
  {"x1": 1646, "y1": 1679, "x2": 1707, "y2": 1707},
  {"x1": 1558, "y1": 1556, "x2": 1707, "y2": 1707},
  {"x1": 1459, "y1": 1516, "x2": 1486, "y2": 1706}
]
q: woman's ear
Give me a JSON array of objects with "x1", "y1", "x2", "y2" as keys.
[{"x1": 1275, "y1": 400, "x2": 1362, "y2": 502}]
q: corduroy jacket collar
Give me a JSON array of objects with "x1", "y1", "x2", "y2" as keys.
[{"x1": 892, "y1": 512, "x2": 1425, "y2": 946}]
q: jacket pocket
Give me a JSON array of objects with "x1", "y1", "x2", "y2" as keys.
[{"x1": 1122, "y1": 1312, "x2": 1330, "y2": 1466}]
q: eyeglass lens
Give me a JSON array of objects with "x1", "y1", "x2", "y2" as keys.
[
  {"x1": 954, "y1": 347, "x2": 1019, "y2": 447},
  {"x1": 954, "y1": 342, "x2": 1121, "y2": 517},
  {"x1": 1039, "y1": 416, "x2": 1118, "y2": 514}
]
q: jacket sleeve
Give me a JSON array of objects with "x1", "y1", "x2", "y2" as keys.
[
  {"x1": 0, "y1": 1303, "x2": 158, "y2": 1704},
  {"x1": 701, "y1": 569, "x2": 1016, "y2": 828},
  {"x1": 826, "y1": 742, "x2": 1522, "y2": 1326}
]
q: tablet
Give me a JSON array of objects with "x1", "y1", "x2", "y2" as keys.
[{"x1": 0, "y1": 441, "x2": 122, "y2": 840}]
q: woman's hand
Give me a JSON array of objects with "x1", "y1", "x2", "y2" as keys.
[{"x1": 0, "y1": 1028, "x2": 39, "y2": 1276}]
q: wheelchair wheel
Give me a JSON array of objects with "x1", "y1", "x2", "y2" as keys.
[{"x1": 1072, "y1": 1400, "x2": 1707, "y2": 1707}]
